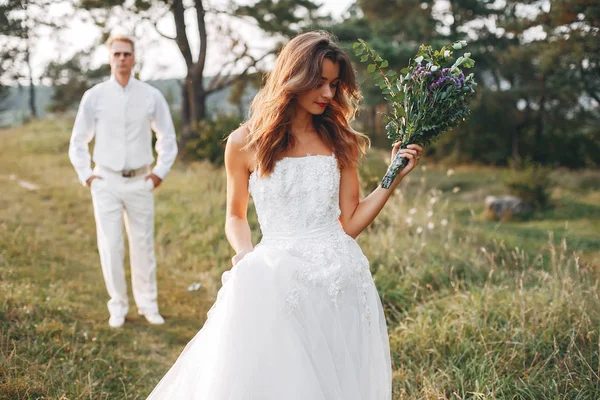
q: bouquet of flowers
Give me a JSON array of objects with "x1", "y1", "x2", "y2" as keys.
[{"x1": 353, "y1": 40, "x2": 477, "y2": 188}]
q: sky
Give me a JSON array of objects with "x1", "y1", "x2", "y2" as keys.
[
  {"x1": 22, "y1": 0, "x2": 549, "y2": 86},
  {"x1": 30, "y1": 0, "x2": 356, "y2": 84}
]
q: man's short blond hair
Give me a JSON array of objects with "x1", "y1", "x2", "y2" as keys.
[{"x1": 107, "y1": 35, "x2": 135, "y2": 54}]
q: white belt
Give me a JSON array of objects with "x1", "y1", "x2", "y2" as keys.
[{"x1": 261, "y1": 221, "x2": 343, "y2": 241}]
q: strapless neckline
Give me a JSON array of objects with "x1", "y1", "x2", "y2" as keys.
[{"x1": 249, "y1": 153, "x2": 336, "y2": 179}]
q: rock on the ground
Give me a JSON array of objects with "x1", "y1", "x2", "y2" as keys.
[{"x1": 485, "y1": 195, "x2": 532, "y2": 220}]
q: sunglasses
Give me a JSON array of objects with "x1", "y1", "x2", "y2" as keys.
[{"x1": 112, "y1": 52, "x2": 133, "y2": 58}]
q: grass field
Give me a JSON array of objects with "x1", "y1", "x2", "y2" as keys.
[{"x1": 1, "y1": 119, "x2": 599, "y2": 399}]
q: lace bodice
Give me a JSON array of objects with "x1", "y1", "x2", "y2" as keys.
[
  {"x1": 248, "y1": 154, "x2": 374, "y2": 325},
  {"x1": 249, "y1": 154, "x2": 341, "y2": 237}
]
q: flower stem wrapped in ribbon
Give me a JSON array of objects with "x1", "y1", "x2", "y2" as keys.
[{"x1": 353, "y1": 40, "x2": 477, "y2": 188}]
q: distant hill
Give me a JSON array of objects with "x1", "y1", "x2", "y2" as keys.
[
  {"x1": 0, "y1": 78, "x2": 256, "y2": 128},
  {"x1": 0, "y1": 85, "x2": 55, "y2": 127}
]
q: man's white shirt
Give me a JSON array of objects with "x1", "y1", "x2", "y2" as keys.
[{"x1": 69, "y1": 76, "x2": 178, "y2": 185}]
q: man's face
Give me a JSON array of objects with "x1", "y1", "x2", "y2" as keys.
[{"x1": 109, "y1": 40, "x2": 135, "y2": 76}]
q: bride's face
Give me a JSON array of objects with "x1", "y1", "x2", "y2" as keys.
[{"x1": 296, "y1": 58, "x2": 340, "y2": 116}]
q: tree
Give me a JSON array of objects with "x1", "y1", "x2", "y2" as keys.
[
  {"x1": 77, "y1": 0, "x2": 327, "y2": 148},
  {"x1": 227, "y1": 71, "x2": 262, "y2": 117},
  {"x1": 45, "y1": 52, "x2": 111, "y2": 113},
  {"x1": 0, "y1": 0, "x2": 32, "y2": 116},
  {"x1": 0, "y1": 0, "x2": 58, "y2": 119},
  {"x1": 480, "y1": 0, "x2": 600, "y2": 167},
  {"x1": 333, "y1": 0, "x2": 600, "y2": 168},
  {"x1": 328, "y1": 1, "x2": 440, "y2": 146}
]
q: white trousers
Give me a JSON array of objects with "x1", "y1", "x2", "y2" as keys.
[{"x1": 90, "y1": 166, "x2": 159, "y2": 318}]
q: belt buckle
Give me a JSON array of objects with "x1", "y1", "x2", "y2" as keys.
[{"x1": 122, "y1": 169, "x2": 135, "y2": 178}]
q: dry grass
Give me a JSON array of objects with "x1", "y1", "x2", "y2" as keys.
[{"x1": 1, "y1": 119, "x2": 599, "y2": 399}]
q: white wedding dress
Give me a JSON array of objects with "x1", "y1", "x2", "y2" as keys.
[{"x1": 147, "y1": 154, "x2": 391, "y2": 399}]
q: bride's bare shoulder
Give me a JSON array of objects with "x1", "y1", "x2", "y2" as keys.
[
  {"x1": 227, "y1": 124, "x2": 252, "y2": 148},
  {"x1": 226, "y1": 124, "x2": 255, "y2": 171}
]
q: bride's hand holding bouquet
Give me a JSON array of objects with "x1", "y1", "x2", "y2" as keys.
[
  {"x1": 390, "y1": 142, "x2": 424, "y2": 182},
  {"x1": 354, "y1": 39, "x2": 477, "y2": 188}
]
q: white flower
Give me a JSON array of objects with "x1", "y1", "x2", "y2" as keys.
[
  {"x1": 426, "y1": 211, "x2": 433, "y2": 218},
  {"x1": 409, "y1": 208, "x2": 417, "y2": 215},
  {"x1": 444, "y1": 50, "x2": 451, "y2": 58},
  {"x1": 427, "y1": 222, "x2": 435, "y2": 230},
  {"x1": 405, "y1": 217, "x2": 413, "y2": 225},
  {"x1": 416, "y1": 227, "x2": 423, "y2": 234},
  {"x1": 452, "y1": 186, "x2": 461, "y2": 193},
  {"x1": 421, "y1": 165, "x2": 428, "y2": 171},
  {"x1": 480, "y1": 247, "x2": 487, "y2": 253},
  {"x1": 187, "y1": 282, "x2": 202, "y2": 291},
  {"x1": 441, "y1": 218, "x2": 448, "y2": 227},
  {"x1": 429, "y1": 197, "x2": 437, "y2": 205},
  {"x1": 446, "y1": 168, "x2": 455, "y2": 176}
]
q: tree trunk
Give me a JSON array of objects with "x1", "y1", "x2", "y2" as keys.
[
  {"x1": 370, "y1": 106, "x2": 376, "y2": 138},
  {"x1": 180, "y1": 79, "x2": 192, "y2": 146},
  {"x1": 26, "y1": 46, "x2": 37, "y2": 119},
  {"x1": 194, "y1": 83, "x2": 206, "y2": 123},
  {"x1": 173, "y1": 0, "x2": 208, "y2": 149},
  {"x1": 512, "y1": 128, "x2": 520, "y2": 166},
  {"x1": 179, "y1": 75, "x2": 207, "y2": 148},
  {"x1": 237, "y1": 97, "x2": 244, "y2": 118},
  {"x1": 534, "y1": 74, "x2": 546, "y2": 163}
]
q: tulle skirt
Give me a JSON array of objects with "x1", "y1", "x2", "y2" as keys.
[{"x1": 147, "y1": 245, "x2": 391, "y2": 399}]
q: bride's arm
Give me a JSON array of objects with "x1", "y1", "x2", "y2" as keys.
[
  {"x1": 339, "y1": 143, "x2": 423, "y2": 238},
  {"x1": 224, "y1": 126, "x2": 254, "y2": 263}
]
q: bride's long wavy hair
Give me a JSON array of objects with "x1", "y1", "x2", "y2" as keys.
[{"x1": 245, "y1": 30, "x2": 369, "y2": 176}]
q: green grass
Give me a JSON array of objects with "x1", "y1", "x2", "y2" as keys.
[{"x1": 1, "y1": 119, "x2": 599, "y2": 399}]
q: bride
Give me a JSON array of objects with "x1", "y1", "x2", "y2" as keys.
[{"x1": 147, "y1": 30, "x2": 422, "y2": 399}]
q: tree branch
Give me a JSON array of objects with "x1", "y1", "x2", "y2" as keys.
[
  {"x1": 585, "y1": 87, "x2": 600, "y2": 106},
  {"x1": 206, "y1": 48, "x2": 274, "y2": 94},
  {"x1": 142, "y1": 7, "x2": 176, "y2": 41},
  {"x1": 173, "y1": 0, "x2": 193, "y2": 69},
  {"x1": 194, "y1": 0, "x2": 207, "y2": 81},
  {"x1": 154, "y1": 24, "x2": 176, "y2": 40},
  {"x1": 206, "y1": 42, "x2": 248, "y2": 90},
  {"x1": 580, "y1": 65, "x2": 600, "y2": 105}
]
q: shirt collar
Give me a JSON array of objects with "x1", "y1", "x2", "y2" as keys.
[{"x1": 110, "y1": 74, "x2": 136, "y2": 91}]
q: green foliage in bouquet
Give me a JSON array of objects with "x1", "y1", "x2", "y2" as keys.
[{"x1": 353, "y1": 39, "x2": 477, "y2": 188}]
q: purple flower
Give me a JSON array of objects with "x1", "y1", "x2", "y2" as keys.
[{"x1": 429, "y1": 74, "x2": 455, "y2": 90}]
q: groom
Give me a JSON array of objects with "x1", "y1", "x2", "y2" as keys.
[{"x1": 69, "y1": 35, "x2": 178, "y2": 328}]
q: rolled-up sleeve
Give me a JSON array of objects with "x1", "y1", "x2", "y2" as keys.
[
  {"x1": 69, "y1": 90, "x2": 96, "y2": 186},
  {"x1": 150, "y1": 89, "x2": 178, "y2": 179}
]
